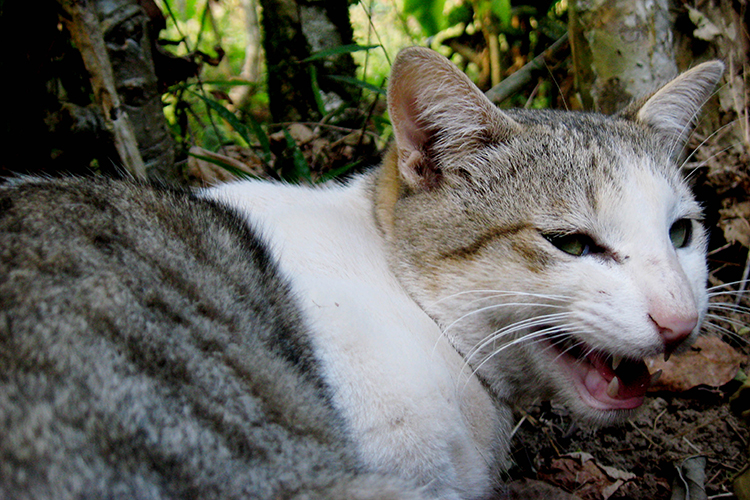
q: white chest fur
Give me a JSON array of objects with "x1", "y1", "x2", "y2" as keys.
[{"x1": 204, "y1": 176, "x2": 508, "y2": 500}]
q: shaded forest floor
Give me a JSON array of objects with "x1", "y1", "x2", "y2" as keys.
[{"x1": 505, "y1": 382, "x2": 749, "y2": 499}]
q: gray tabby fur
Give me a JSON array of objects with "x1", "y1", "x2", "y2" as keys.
[{"x1": 0, "y1": 178, "x2": 421, "y2": 499}]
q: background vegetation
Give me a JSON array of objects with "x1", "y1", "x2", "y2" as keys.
[{"x1": 0, "y1": 0, "x2": 747, "y2": 497}]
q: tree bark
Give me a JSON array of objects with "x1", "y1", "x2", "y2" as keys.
[
  {"x1": 259, "y1": 0, "x2": 357, "y2": 124},
  {"x1": 59, "y1": 0, "x2": 177, "y2": 181},
  {"x1": 568, "y1": 0, "x2": 678, "y2": 113}
]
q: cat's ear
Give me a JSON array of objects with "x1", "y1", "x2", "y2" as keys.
[
  {"x1": 387, "y1": 47, "x2": 520, "y2": 191},
  {"x1": 622, "y1": 61, "x2": 724, "y2": 155}
]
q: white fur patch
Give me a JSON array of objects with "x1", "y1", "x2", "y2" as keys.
[{"x1": 203, "y1": 177, "x2": 507, "y2": 500}]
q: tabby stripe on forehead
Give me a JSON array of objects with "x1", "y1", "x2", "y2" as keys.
[{"x1": 439, "y1": 223, "x2": 529, "y2": 260}]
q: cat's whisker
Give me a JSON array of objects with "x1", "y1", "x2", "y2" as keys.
[
  {"x1": 461, "y1": 317, "x2": 581, "y2": 380},
  {"x1": 431, "y1": 301, "x2": 569, "y2": 357},
  {"x1": 680, "y1": 119, "x2": 739, "y2": 178},
  {"x1": 442, "y1": 302, "x2": 568, "y2": 337},
  {"x1": 684, "y1": 139, "x2": 744, "y2": 182},
  {"x1": 463, "y1": 312, "x2": 575, "y2": 365},
  {"x1": 706, "y1": 302, "x2": 750, "y2": 316},
  {"x1": 706, "y1": 279, "x2": 750, "y2": 293},
  {"x1": 668, "y1": 79, "x2": 731, "y2": 159},
  {"x1": 427, "y1": 289, "x2": 572, "y2": 308},
  {"x1": 701, "y1": 321, "x2": 749, "y2": 345},
  {"x1": 703, "y1": 313, "x2": 750, "y2": 338},
  {"x1": 462, "y1": 324, "x2": 588, "y2": 391}
]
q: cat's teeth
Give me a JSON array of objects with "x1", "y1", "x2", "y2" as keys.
[
  {"x1": 611, "y1": 355, "x2": 622, "y2": 371},
  {"x1": 606, "y1": 376, "x2": 620, "y2": 398},
  {"x1": 650, "y1": 369, "x2": 663, "y2": 387},
  {"x1": 664, "y1": 352, "x2": 671, "y2": 362}
]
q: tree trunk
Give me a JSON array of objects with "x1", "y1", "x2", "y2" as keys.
[
  {"x1": 59, "y1": 0, "x2": 178, "y2": 181},
  {"x1": 259, "y1": 0, "x2": 357, "y2": 124},
  {"x1": 568, "y1": 0, "x2": 677, "y2": 113},
  {"x1": 240, "y1": 0, "x2": 263, "y2": 83}
]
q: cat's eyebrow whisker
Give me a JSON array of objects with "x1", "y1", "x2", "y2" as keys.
[
  {"x1": 680, "y1": 118, "x2": 739, "y2": 176},
  {"x1": 668, "y1": 80, "x2": 731, "y2": 159},
  {"x1": 684, "y1": 139, "x2": 744, "y2": 183}
]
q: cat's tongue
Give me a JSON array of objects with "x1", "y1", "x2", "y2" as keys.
[{"x1": 579, "y1": 352, "x2": 651, "y2": 410}]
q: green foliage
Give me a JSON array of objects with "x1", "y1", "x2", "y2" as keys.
[
  {"x1": 302, "y1": 44, "x2": 381, "y2": 63},
  {"x1": 403, "y1": 0, "x2": 446, "y2": 36},
  {"x1": 282, "y1": 129, "x2": 312, "y2": 183},
  {"x1": 155, "y1": 0, "x2": 567, "y2": 186}
]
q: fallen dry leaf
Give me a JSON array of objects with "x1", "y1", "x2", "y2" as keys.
[
  {"x1": 719, "y1": 200, "x2": 750, "y2": 248},
  {"x1": 505, "y1": 478, "x2": 583, "y2": 500},
  {"x1": 538, "y1": 452, "x2": 636, "y2": 500},
  {"x1": 647, "y1": 336, "x2": 746, "y2": 392}
]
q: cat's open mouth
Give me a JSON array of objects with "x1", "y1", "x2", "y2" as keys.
[{"x1": 544, "y1": 334, "x2": 658, "y2": 411}]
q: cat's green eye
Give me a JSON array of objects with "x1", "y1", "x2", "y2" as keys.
[
  {"x1": 544, "y1": 233, "x2": 601, "y2": 257},
  {"x1": 669, "y1": 219, "x2": 693, "y2": 249}
]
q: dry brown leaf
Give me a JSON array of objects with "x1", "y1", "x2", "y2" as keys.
[
  {"x1": 187, "y1": 146, "x2": 265, "y2": 186},
  {"x1": 505, "y1": 478, "x2": 583, "y2": 500},
  {"x1": 719, "y1": 201, "x2": 750, "y2": 248},
  {"x1": 647, "y1": 336, "x2": 747, "y2": 392},
  {"x1": 538, "y1": 452, "x2": 635, "y2": 500}
]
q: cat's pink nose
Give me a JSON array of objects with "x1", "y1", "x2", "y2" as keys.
[{"x1": 651, "y1": 314, "x2": 698, "y2": 354}]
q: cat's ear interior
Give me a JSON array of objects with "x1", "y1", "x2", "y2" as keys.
[
  {"x1": 623, "y1": 60, "x2": 724, "y2": 155},
  {"x1": 387, "y1": 47, "x2": 519, "y2": 191}
]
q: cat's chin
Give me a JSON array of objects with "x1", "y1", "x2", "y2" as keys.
[{"x1": 540, "y1": 334, "x2": 658, "y2": 415}]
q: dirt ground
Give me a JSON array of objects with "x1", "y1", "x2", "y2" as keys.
[{"x1": 503, "y1": 355, "x2": 749, "y2": 499}]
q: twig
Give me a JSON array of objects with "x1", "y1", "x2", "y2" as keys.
[
  {"x1": 510, "y1": 415, "x2": 527, "y2": 440},
  {"x1": 652, "y1": 408, "x2": 668, "y2": 431},
  {"x1": 58, "y1": 0, "x2": 146, "y2": 179},
  {"x1": 485, "y1": 32, "x2": 569, "y2": 105},
  {"x1": 682, "y1": 436, "x2": 703, "y2": 454},
  {"x1": 735, "y1": 246, "x2": 750, "y2": 306},
  {"x1": 629, "y1": 420, "x2": 661, "y2": 449}
]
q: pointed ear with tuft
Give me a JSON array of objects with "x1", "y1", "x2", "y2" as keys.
[
  {"x1": 387, "y1": 47, "x2": 520, "y2": 191},
  {"x1": 621, "y1": 61, "x2": 724, "y2": 157}
]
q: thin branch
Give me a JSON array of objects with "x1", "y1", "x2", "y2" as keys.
[{"x1": 485, "y1": 32, "x2": 569, "y2": 105}]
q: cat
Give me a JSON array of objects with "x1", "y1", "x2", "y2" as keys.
[{"x1": 0, "y1": 47, "x2": 723, "y2": 500}]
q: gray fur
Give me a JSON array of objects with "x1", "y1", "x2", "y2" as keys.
[{"x1": 0, "y1": 177, "x2": 423, "y2": 500}]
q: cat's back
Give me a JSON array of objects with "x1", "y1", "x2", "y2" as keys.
[{"x1": 0, "y1": 177, "x2": 420, "y2": 500}]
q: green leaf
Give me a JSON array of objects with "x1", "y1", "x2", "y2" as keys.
[
  {"x1": 327, "y1": 75, "x2": 386, "y2": 96},
  {"x1": 317, "y1": 160, "x2": 363, "y2": 184},
  {"x1": 245, "y1": 114, "x2": 272, "y2": 165},
  {"x1": 188, "y1": 152, "x2": 260, "y2": 180},
  {"x1": 308, "y1": 65, "x2": 328, "y2": 116},
  {"x1": 302, "y1": 44, "x2": 380, "y2": 63},
  {"x1": 193, "y1": 91, "x2": 272, "y2": 166},
  {"x1": 282, "y1": 129, "x2": 312, "y2": 183},
  {"x1": 403, "y1": 0, "x2": 446, "y2": 36},
  {"x1": 194, "y1": 92, "x2": 253, "y2": 146},
  {"x1": 491, "y1": 0, "x2": 513, "y2": 30}
]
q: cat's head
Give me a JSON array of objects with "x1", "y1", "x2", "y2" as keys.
[{"x1": 376, "y1": 47, "x2": 723, "y2": 425}]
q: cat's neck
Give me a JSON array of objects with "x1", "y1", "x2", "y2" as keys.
[{"x1": 204, "y1": 176, "x2": 511, "y2": 498}]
